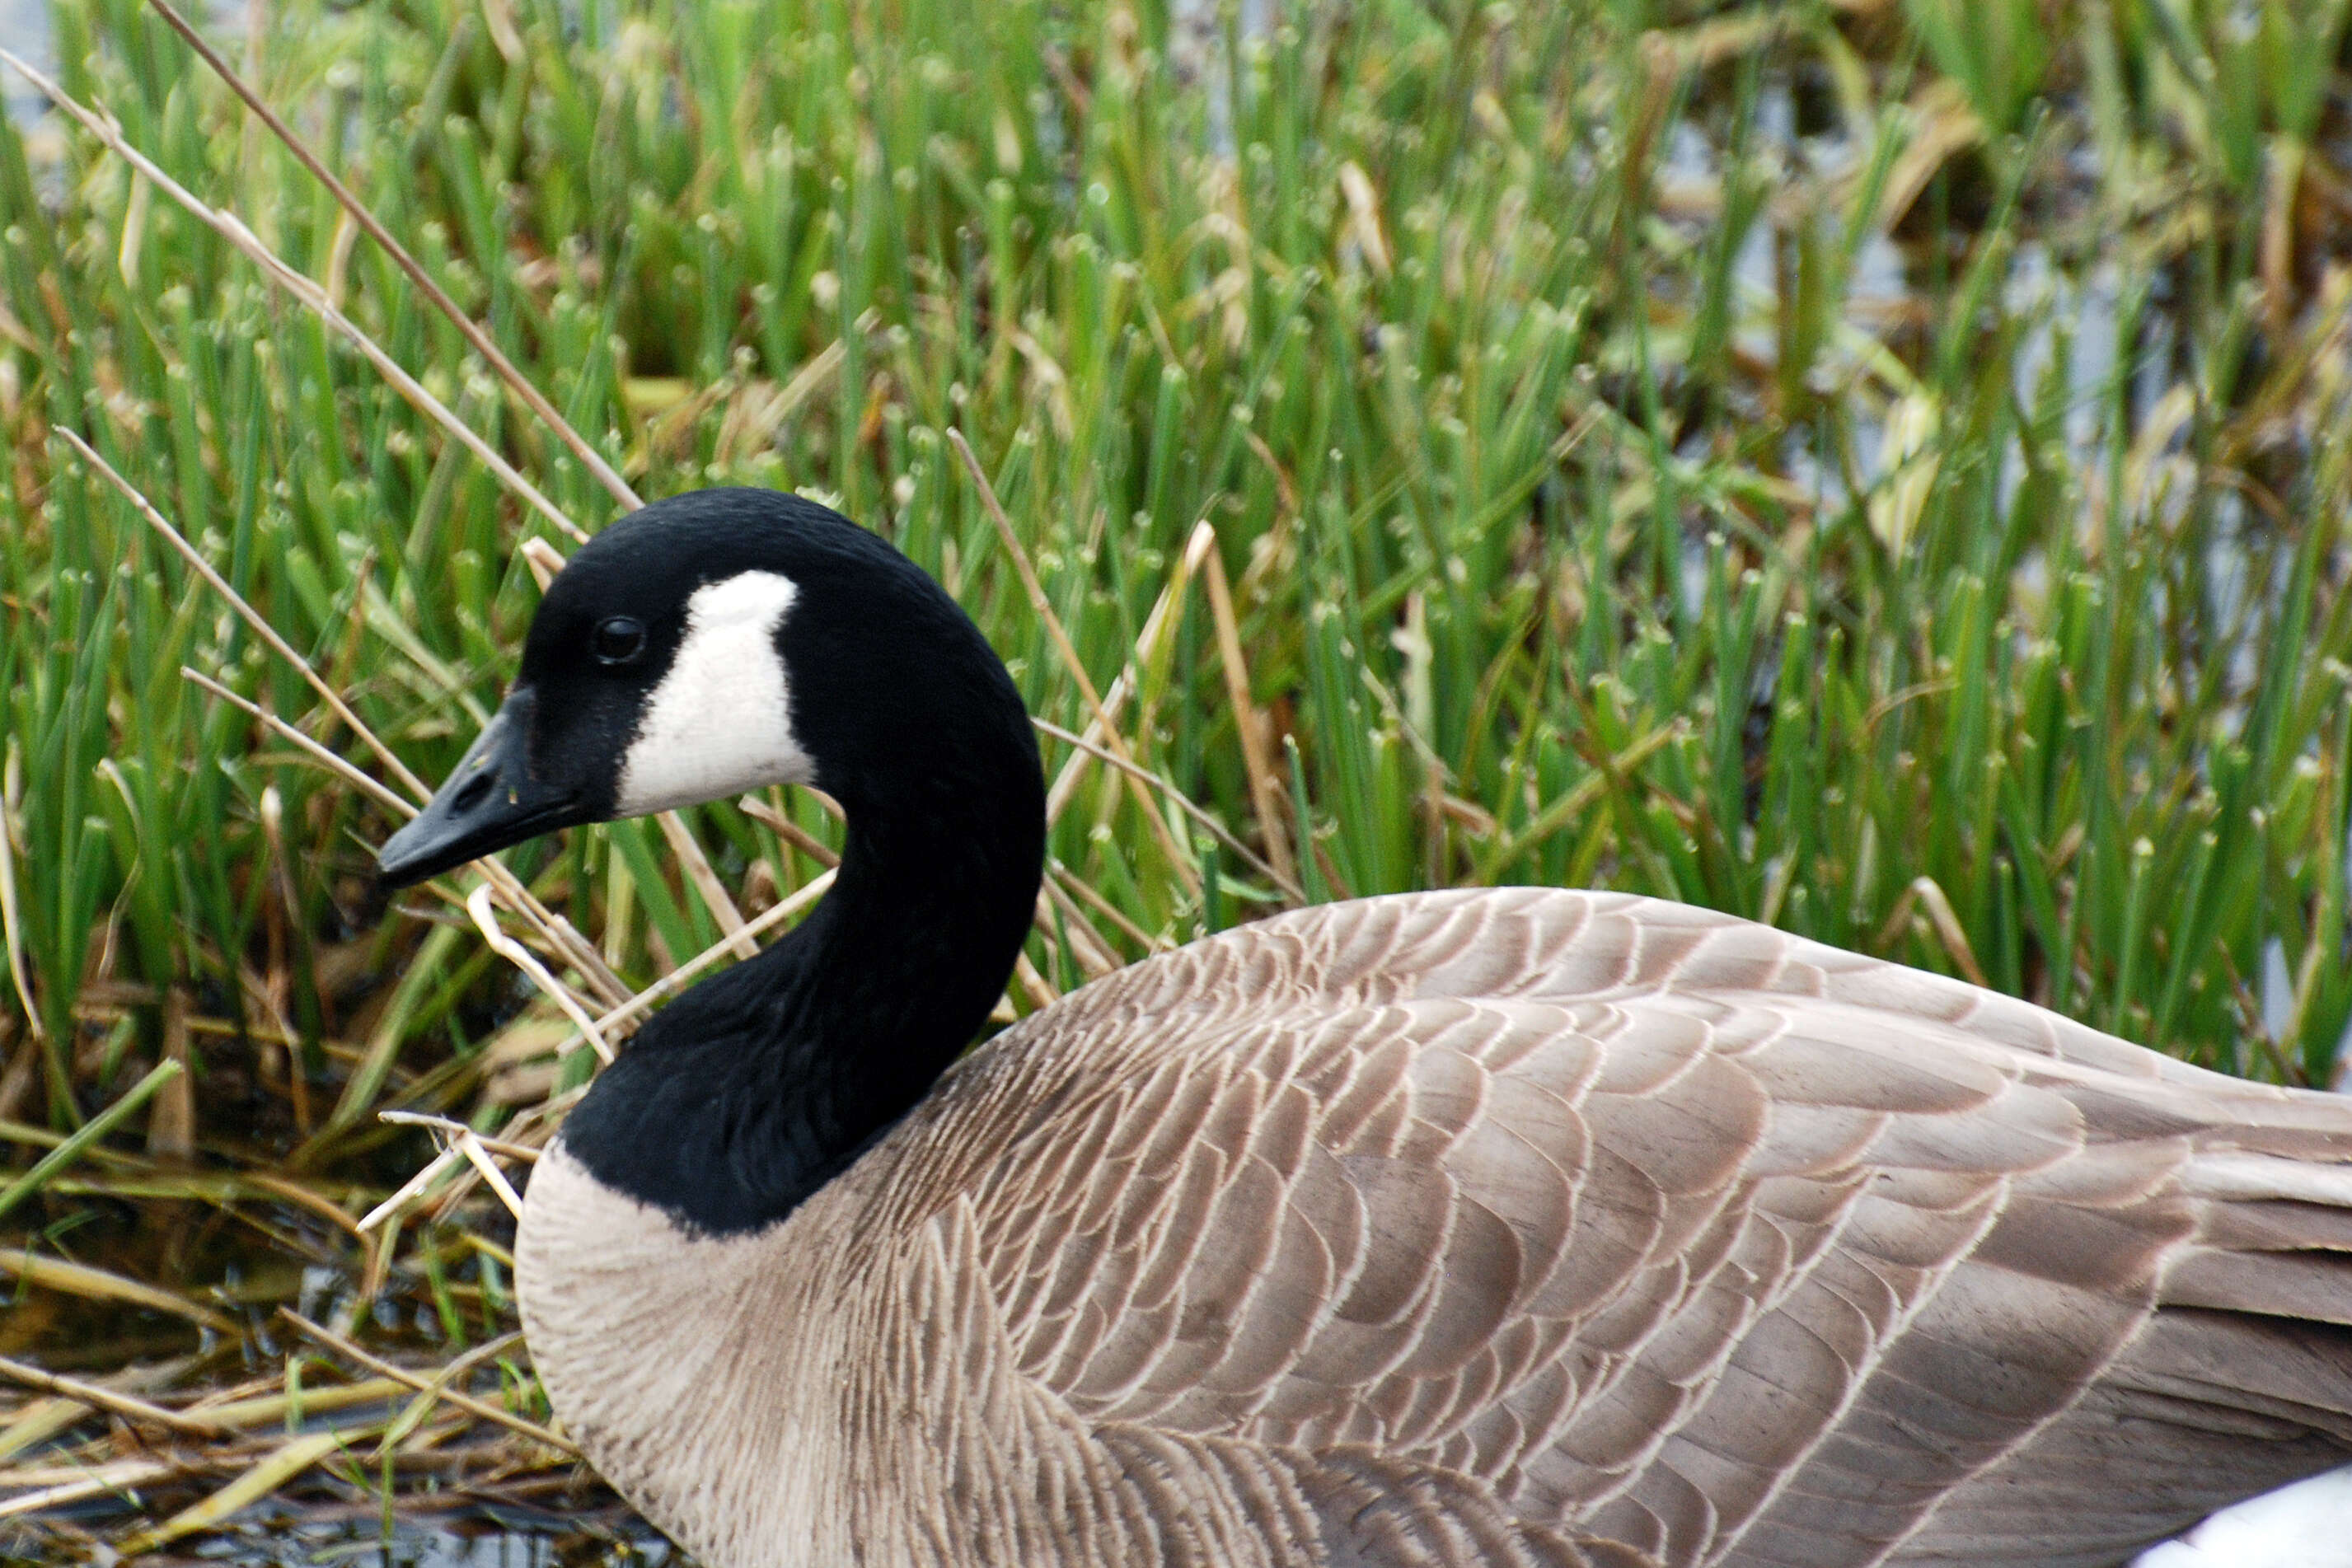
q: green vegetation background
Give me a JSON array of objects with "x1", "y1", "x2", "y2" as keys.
[{"x1": 2, "y1": 0, "x2": 2351, "y2": 1376}]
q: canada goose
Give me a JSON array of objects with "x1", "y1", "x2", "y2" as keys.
[{"x1": 377, "y1": 488, "x2": 2352, "y2": 1568}]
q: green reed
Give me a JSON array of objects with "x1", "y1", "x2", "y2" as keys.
[{"x1": 2, "y1": 0, "x2": 2351, "y2": 1203}]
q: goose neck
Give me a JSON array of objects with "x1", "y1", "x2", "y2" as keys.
[{"x1": 557, "y1": 743, "x2": 1043, "y2": 1237}]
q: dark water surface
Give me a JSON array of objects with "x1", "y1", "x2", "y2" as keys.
[{"x1": 2, "y1": 1505, "x2": 673, "y2": 1566}]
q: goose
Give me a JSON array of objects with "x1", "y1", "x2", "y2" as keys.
[{"x1": 377, "y1": 487, "x2": 2352, "y2": 1568}]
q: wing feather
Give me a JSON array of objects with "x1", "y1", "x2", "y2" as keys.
[{"x1": 915, "y1": 891, "x2": 2352, "y2": 1566}]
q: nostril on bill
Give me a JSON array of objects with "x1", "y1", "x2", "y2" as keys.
[{"x1": 450, "y1": 771, "x2": 495, "y2": 815}]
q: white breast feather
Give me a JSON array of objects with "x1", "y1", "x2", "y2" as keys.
[{"x1": 2134, "y1": 1466, "x2": 2352, "y2": 1567}]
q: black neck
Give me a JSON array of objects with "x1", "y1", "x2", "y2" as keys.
[{"x1": 558, "y1": 739, "x2": 1043, "y2": 1236}]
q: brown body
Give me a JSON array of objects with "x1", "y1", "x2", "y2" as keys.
[{"x1": 518, "y1": 889, "x2": 2352, "y2": 1567}]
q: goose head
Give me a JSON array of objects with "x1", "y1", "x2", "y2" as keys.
[
  {"x1": 378, "y1": 489, "x2": 1044, "y2": 1233},
  {"x1": 377, "y1": 487, "x2": 1042, "y2": 890}
]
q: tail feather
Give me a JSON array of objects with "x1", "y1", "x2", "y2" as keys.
[
  {"x1": 1892, "y1": 1314, "x2": 2352, "y2": 1565},
  {"x1": 2181, "y1": 1154, "x2": 2352, "y2": 1210},
  {"x1": 2164, "y1": 1248, "x2": 2352, "y2": 1328},
  {"x1": 1893, "y1": 1103, "x2": 2352, "y2": 1565}
]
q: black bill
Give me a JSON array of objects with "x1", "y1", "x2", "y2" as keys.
[{"x1": 376, "y1": 689, "x2": 585, "y2": 887}]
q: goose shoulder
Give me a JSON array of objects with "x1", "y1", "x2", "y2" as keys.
[{"x1": 522, "y1": 886, "x2": 2352, "y2": 1567}]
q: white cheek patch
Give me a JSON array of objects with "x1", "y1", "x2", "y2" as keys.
[{"x1": 614, "y1": 570, "x2": 814, "y2": 816}]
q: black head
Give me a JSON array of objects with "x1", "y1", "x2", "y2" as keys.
[{"x1": 377, "y1": 489, "x2": 1038, "y2": 887}]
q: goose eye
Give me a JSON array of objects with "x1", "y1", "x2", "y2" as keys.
[{"x1": 592, "y1": 616, "x2": 647, "y2": 666}]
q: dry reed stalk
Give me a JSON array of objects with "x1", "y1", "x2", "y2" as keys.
[
  {"x1": 374, "y1": 1331, "x2": 528, "y2": 1458},
  {"x1": 367, "y1": 1114, "x2": 529, "y2": 1222},
  {"x1": 245, "y1": 1173, "x2": 364, "y2": 1236},
  {"x1": 1052, "y1": 862, "x2": 1169, "y2": 953},
  {"x1": 182, "y1": 1377, "x2": 408, "y2": 1430},
  {"x1": 0, "y1": 1025, "x2": 30, "y2": 1132},
  {"x1": 532, "y1": 906, "x2": 634, "y2": 1012},
  {"x1": 639, "y1": 835, "x2": 754, "y2": 975},
  {"x1": 0, "y1": 1250, "x2": 237, "y2": 1334},
  {"x1": 578, "y1": 868, "x2": 835, "y2": 1044},
  {"x1": 377, "y1": 1111, "x2": 541, "y2": 1163},
  {"x1": 356, "y1": 1144, "x2": 465, "y2": 1233},
  {"x1": 1032, "y1": 718, "x2": 1296, "y2": 896},
  {"x1": 1200, "y1": 538, "x2": 1296, "y2": 889},
  {"x1": 1040, "y1": 520, "x2": 1216, "y2": 829},
  {"x1": 117, "y1": 1424, "x2": 387, "y2": 1554},
  {"x1": 734, "y1": 794, "x2": 841, "y2": 868},
  {"x1": 255, "y1": 787, "x2": 315, "y2": 1134},
  {"x1": 277, "y1": 1312, "x2": 576, "y2": 1455},
  {"x1": 0, "y1": 1358, "x2": 226, "y2": 1439},
  {"x1": 1873, "y1": 875, "x2": 1991, "y2": 990},
  {"x1": 1037, "y1": 882, "x2": 1121, "y2": 979},
  {"x1": 0, "y1": 1359, "x2": 204, "y2": 1465},
  {"x1": 365, "y1": 1115, "x2": 536, "y2": 1231},
  {"x1": 656, "y1": 812, "x2": 761, "y2": 962},
  {"x1": 56, "y1": 430, "x2": 620, "y2": 1009},
  {"x1": 0, "y1": 1453, "x2": 208, "y2": 1522},
  {"x1": 2, "y1": 53, "x2": 586, "y2": 544},
  {"x1": 143, "y1": 0, "x2": 643, "y2": 514},
  {"x1": 1084, "y1": 521, "x2": 1221, "y2": 803},
  {"x1": 1010, "y1": 949, "x2": 1059, "y2": 1009},
  {"x1": 0, "y1": 745, "x2": 39, "y2": 1042},
  {"x1": 177, "y1": 670, "x2": 415, "y2": 817},
  {"x1": 519, "y1": 536, "x2": 569, "y2": 591},
  {"x1": 457, "y1": 1133, "x2": 525, "y2": 1219},
  {"x1": 949, "y1": 429, "x2": 1203, "y2": 894},
  {"x1": 146, "y1": 986, "x2": 196, "y2": 1161},
  {"x1": 466, "y1": 888, "x2": 614, "y2": 1065}
]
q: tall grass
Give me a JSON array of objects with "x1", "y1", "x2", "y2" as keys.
[{"x1": 2, "y1": 0, "x2": 2350, "y2": 1547}]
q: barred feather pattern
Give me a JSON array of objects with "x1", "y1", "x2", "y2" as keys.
[{"x1": 518, "y1": 889, "x2": 2352, "y2": 1568}]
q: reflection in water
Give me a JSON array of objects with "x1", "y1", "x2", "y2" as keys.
[{"x1": 2, "y1": 1509, "x2": 674, "y2": 1566}]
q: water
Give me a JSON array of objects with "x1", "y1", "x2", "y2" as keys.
[
  {"x1": 2, "y1": 1510, "x2": 671, "y2": 1566},
  {"x1": 0, "y1": 1201, "x2": 677, "y2": 1563}
]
